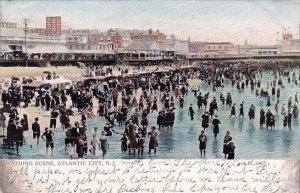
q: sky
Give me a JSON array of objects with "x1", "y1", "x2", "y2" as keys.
[{"x1": 1, "y1": 0, "x2": 300, "y2": 45}]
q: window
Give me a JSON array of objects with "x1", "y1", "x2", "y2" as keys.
[{"x1": 218, "y1": 46, "x2": 222, "y2": 49}]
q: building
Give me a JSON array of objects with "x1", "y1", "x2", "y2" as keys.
[
  {"x1": 161, "y1": 35, "x2": 189, "y2": 56},
  {"x1": 188, "y1": 42, "x2": 204, "y2": 58},
  {"x1": 46, "y1": 16, "x2": 61, "y2": 36},
  {"x1": 174, "y1": 40, "x2": 189, "y2": 56},
  {"x1": 249, "y1": 45, "x2": 281, "y2": 56},
  {"x1": 63, "y1": 28, "x2": 118, "y2": 58},
  {"x1": 0, "y1": 21, "x2": 68, "y2": 60},
  {"x1": 66, "y1": 32, "x2": 117, "y2": 55},
  {"x1": 130, "y1": 29, "x2": 166, "y2": 42},
  {"x1": 0, "y1": 21, "x2": 17, "y2": 28},
  {"x1": 280, "y1": 32, "x2": 300, "y2": 55},
  {"x1": 66, "y1": 42, "x2": 116, "y2": 55},
  {"x1": 27, "y1": 28, "x2": 46, "y2": 36},
  {"x1": 120, "y1": 33, "x2": 132, "y2": 48},
  {"x1": 188, "y1": 42, "x2": 234, "y2": 58},
  {"x1": 124, "y1": 40, "x2": 160, "y2": 61},
  {"x1": 202, "y1": 42, "x2": 234, "y2": 58}
]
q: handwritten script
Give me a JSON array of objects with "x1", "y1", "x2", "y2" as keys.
[{"x1": 0, "y1": 159, "x2": 299, "y2": 193}]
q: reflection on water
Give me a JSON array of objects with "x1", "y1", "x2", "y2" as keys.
[
  {"x1": 282, "y1": 132, "x2": 292, "y2": 156},
  {"x1": 238, "y1": 119, "x2": 244, "y2": 131},
  {"x1": 178, "y1": 110, "x2": 184, "y2": 122},
  {"x1": 263, "y1": 130, "x2": 278, "y2": 155},
  {"x1": 211, "y1": 139, "x2": 220, "y2": 158},
  {"x1": 158, "y1": 131, "x2": 175, "y2": 152}
]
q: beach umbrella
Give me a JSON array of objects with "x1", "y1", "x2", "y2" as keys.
[
  {"x1": 43, "y1": 71, "x2": 51, "y2": 74},
  {"x1": 11, "y1": 76, "x2": 20, "y2": 81},
  {"x1": 23, "y1": 78, "x2": 33, "y2": 84},
  {"x1": 65, "y1": 84, "x2": 72, "y2": 89}
]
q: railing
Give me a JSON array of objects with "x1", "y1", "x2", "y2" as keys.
[
  {"x1": 186, "y1": 54, "x2": 300, "y2": 59},
  {"x1": 0, "y1": 36, "x2": 65, "y2": 43},
  {"x1": 163, "y1": 56, "x2": 174, "y2": 60}
]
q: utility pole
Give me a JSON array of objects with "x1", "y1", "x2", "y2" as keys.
[
  {"x1": 298, "y1": 22, "x2": 300, "y2": 39},
  {"x1": 24, "y1": 19, "x2": 29, "y2": 67},
  {"x1": 116, "y1": 28, "x2": 119, "y2": 65}
]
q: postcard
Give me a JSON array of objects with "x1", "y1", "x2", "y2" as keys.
[{"x1": 0, "y1": 1, "x2": 299, "y2": 192}]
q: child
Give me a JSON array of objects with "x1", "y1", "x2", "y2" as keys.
[{"x1": 120, "y1": 133, "x2": 128, "y2": 154}]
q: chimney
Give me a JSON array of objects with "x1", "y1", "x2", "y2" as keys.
[{"x1": 149, "y1": 29, "x2": 152, "y2": 34}]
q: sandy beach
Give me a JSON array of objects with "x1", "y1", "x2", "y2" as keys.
[
  {"x1": 0, "y1": 66, "x2": 85, "y2": 80},
  {"x1": 0, "y1": 65, "x2": 200, "y2": 138},
  {"x1": 0, "y1": 65, "x2": 165, "y2": 80}
]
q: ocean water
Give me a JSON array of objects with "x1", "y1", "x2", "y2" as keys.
[{"x1": 1, "y1": 69, "x2": 299, "y2": 159}]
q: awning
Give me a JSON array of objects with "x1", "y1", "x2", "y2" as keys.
[
  {"x1": 25, "y1": 44, "x2": 69, "y2": 54},
  {"x1": 68, "y1": 50, "x2": 115, "y2": 54},
  {"x1": 85, "y1": 75, "x2": 118, "y2": 82},
  {"x1": 23, "y1": 81, "x2": 51, "y2": 88},
  {"x1": 43, "y1": 78, "x2": 72, "y2": 84}
]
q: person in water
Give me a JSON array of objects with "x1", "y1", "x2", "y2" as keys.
[
  {"x1": 148, "y1": 126, "x2": 158, "y2": 155},
  {"x1": 230, "y1": 103, "x2": 236, "y2": 117},
  {"x1": 120, "y1": 133, "x2": 128, "y2": 154},
  {"x1": 223, "y1": 131, "x2": 233, "y2": 159},
  {"x1": 198, "y1": 130, "x2": 207, "y2": 157},
  {"x1": 188, "y1": 104, "x2": 195, "y2": 120},
  {"x1": 99, "y1": 131, "x2": 109, "y2": 159},
  {"x1": 212, "y1": 115, "x2": 221, "y2": 139},
  {"x1": 41, "y1": 127, "x2": 54, "y2": 156}
]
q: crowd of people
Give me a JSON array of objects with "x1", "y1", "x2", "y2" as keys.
[{"x1": 0, "y1": 59, "x2": 299, "y2": 159}]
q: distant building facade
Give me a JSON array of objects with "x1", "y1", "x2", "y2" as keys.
[
  {"x1": 280, "y1": 33, "x2": 300, "y2": 55},
  {"x1": 0, "y1": 23, "x2": 67, "y2": 60},
  {"x1": 0, "y1": 21, "x2": 17, "y2": 28},
  {"x1": 130, "y1": 29, "x2": 166, "y2": 42},
  {"x1": 46, "y1": 16, "x2": 61, "y2": 36},
  {"x1": 188, "y1": 42, "x2": 233, "y2": 58},
  {"x1": 27, "y1": 28, "x2": 46, "y2": 36}
]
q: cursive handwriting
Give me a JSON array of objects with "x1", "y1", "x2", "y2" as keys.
[{"x1": 1, "y1": 160, "x2": 299, "y2": 193}]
